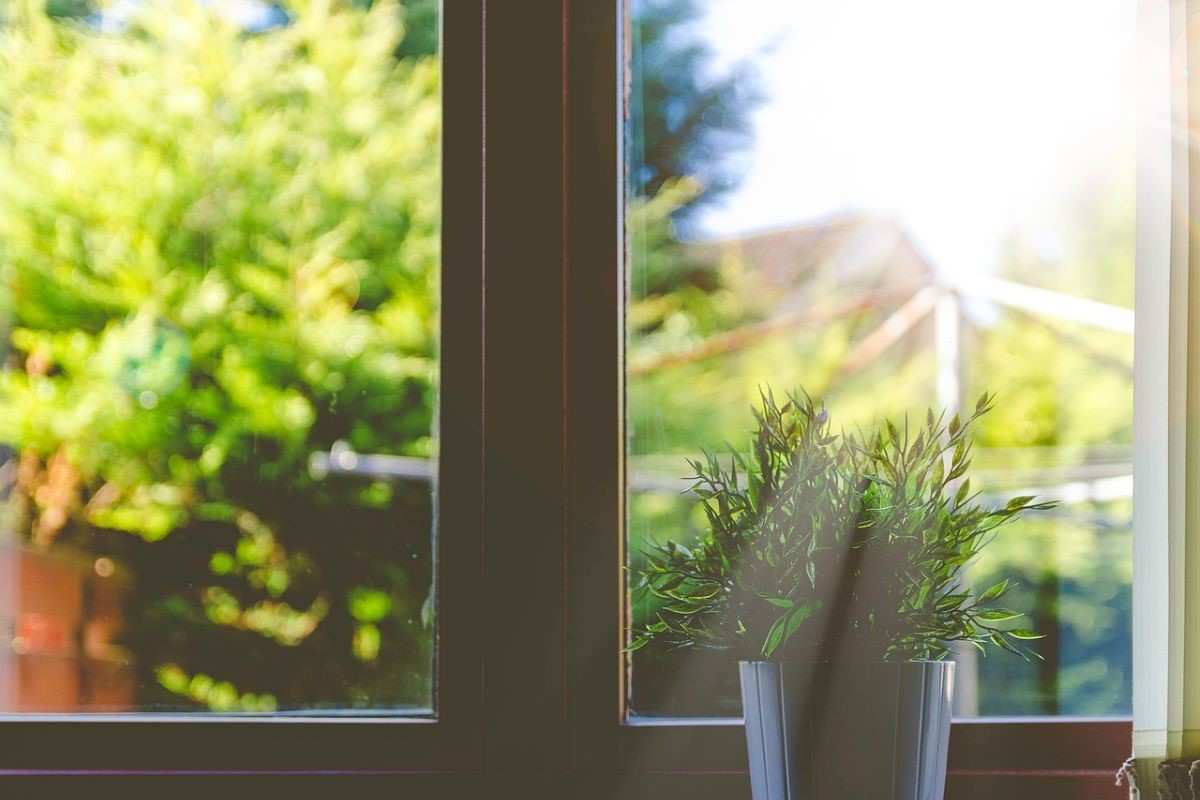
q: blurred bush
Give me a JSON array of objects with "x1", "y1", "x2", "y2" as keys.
[{"x1": 0, "y1": 0, "x2": 440, "y2": 709}]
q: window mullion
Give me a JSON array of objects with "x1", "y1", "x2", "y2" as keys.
[{"x1": 479, "y1": 0, "x2": 571, "y2": 776}]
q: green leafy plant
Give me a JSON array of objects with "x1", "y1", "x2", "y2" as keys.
[{"x1": 631, "y1": 390, "x2": 1054, "y2": 662}]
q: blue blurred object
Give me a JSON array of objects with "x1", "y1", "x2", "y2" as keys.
[{"x1": 89, "y1": 0, "x2": 291, "y2": 34}]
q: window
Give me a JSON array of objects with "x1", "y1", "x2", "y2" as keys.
[
  {"x1": 0, "y1": 0, "x2": 440, "y2": 716},
  {"x1": 0, "y1": 0, "x2": 485, "y2": 780},
  {"x1": 0, "y1": 1, "x2": 1143, "y2": 796},
  {"x1": 562, "y1": 0, "x2": 1132, "y2": 796},
  {"x1": 624, "y1": 0, "x2": 1135, "y2": 721}
]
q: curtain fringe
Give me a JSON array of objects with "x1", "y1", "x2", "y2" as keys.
[
  {"x1": 1118, "y1": 756, "x2": 1140, "y2": 799},
  {"x1": 1118, "y1": 756, "x2": 1200, "y2": 799}
]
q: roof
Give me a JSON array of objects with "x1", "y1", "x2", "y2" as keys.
[{"x1": 685, "y1": 213, "x2": 936, "y2": 314}]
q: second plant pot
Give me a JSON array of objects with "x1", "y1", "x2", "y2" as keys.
[{"x1": 739, "y1": 660, "x2": 955, "y2": 800}]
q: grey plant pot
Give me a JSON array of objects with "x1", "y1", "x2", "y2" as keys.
[{"x1": 739, "y1": 660, "x2": 954, "y2": 800}]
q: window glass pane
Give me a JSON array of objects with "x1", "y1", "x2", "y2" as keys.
[
  {"x1": 0, "y1": 0, "x2": 440, "y2": 714},
  {"x1": 626, "y1": 0, "x2": 1133, "y2": 718}
]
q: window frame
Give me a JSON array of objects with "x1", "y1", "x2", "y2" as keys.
[
  {"x1": 0, "y1": 0, "x2": 487, "y2": 782},
  {"x1": 0, "y1": 0, "x2": 1138, "y2": 795},
  {"x1": 563, "y1": 1, "x2": 1132, "y2": 797}
]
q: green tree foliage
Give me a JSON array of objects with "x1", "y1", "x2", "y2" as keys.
[
  {"x1": 960, "y1": 179, "x2": 1135, "y2": 714},
  {"x1": 0, "y1": 0, "x2": 440, "y2": 709},
  {"x1": 630, "y1": 0, "x2": 763, "y2": 224},
  {"x1": 351, "y1": 0, "x2": 438, "y2": 59}
]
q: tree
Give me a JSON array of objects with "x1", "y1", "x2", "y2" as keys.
[
  {"x1": 0, "y1": 0, "x2": 440, "y2": 710},
  {"x1": 630, "y1": 0, "x2": 763, "y2": 226}
]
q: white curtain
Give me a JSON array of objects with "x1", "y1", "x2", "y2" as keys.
[{"x1": 1130, "y1": 1, "x2": 1200, "y2": 796}]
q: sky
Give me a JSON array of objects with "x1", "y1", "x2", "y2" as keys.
[{"x1": 686, "y1": 0, "x2": 1137, "y2": 279}]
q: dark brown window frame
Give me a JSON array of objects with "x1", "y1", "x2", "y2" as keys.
[
  {"x1": 563, "y1": 2, "x2": 1131, "y2": 799},
  {"x1": 0, "y1": 0, "x2": 489, "y2": 788},
  {"x1": 0, "y1": 2, "x2": 1131, "y2": 797}
]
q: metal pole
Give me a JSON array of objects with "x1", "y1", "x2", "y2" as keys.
[{"x1": 936, "y1": 287, "x2": 980, "y2": 717}]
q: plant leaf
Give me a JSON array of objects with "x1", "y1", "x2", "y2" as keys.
[
  {"x1": 978, "y1": 579, "x2": 1009, "y2": 603},
  {"x1": 761, "y1": 602, "x2": 818, "y2": 658},
  {"x1": 1008, "y1": 629, "x2": 1043, "y2": 640}
]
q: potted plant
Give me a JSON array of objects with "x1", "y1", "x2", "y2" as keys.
[{"x1": 631, "y1": 390, "x2": 1052, "y2": 800}]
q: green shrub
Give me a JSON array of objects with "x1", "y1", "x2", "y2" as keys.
[{"x1": 0, "y1": 0, "x2": 440, "y2": 709}]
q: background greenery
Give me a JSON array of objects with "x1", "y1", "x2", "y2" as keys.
[
  {"x1": 0, "y1": 0, "x2": 440, "y2": 710},
  {"x1": 0, "y1": 0, "x2": 1131, "y2": 717}
]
